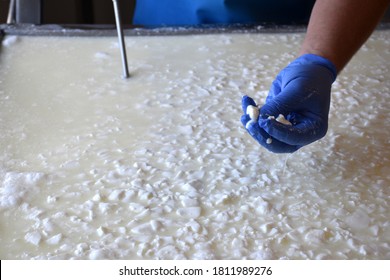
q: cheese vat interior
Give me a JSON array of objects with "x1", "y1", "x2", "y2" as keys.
[{"x1": 0, "y1": 26, "x2": 389, "y2": 259}]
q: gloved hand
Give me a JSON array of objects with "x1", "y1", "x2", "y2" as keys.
[{"x1": 241, "y1": 54, "x2": 337, "y2": 153}]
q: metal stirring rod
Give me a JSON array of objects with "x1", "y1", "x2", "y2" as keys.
[
  {"x1": 112, "y1": 0, "x2": 130, "y2": 78},
  {"x1": 7, "y1": 0, "x2": 16, "y2": 24}
]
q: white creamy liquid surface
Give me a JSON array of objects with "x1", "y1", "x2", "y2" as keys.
[{"x1": 0, "y1": 31, "x2": 389, "y2": 259}]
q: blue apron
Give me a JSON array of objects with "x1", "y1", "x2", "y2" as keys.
[{"x1": 133, "y1": 0, "x2": 315, "y2": 27}]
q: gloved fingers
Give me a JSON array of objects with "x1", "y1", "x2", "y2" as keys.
[
  {"x1": 241, "y1": 95, "x2": 257, "y2": 114},
  {"x1": 258, "y1": 115, "x2": 327, "y2": 146},
  {"x1": 244, "y1": 119, "x2": 301, "y2": 153},
  {"x1": 241, "y1": 113, "x2": 251, "y2": 127},
  {"x1": 241, "y1": 94, "x2": 301, "y2": 153},
  {"x1": 259, "y1": 99, "x2": 291, "y2": 121},
  {"x1": 259, "y1": 79, "x2": 308, "y2": 120},
  {"x1": 241, "y1": 95, "x2": 257, "y2": 129},
  {"x1": 266, "y1": 75, "x2": 282, "y2": 101}
]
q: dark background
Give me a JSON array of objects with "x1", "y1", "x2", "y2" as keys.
[{"x1": 0, "y1": 0, "x2": 135, "y2": 25}]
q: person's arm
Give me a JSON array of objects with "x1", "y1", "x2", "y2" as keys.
[
  {"x1": 241, "y1": 0, "x2": 389, "y2": 153},
  {"x1": 300, "y1": 0, "x2": 390, "y2": 72}
]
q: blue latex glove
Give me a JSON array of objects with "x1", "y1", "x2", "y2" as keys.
[{"x1": 241, "y1": 54, "x2": 337, "y2": 153}]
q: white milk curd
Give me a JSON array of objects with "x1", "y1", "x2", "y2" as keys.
[{"x1": 0, "y1": 30, "x2": 389, "y2": 259}]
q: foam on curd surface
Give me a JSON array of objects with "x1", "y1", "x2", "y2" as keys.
[{"x1": 0, "y1": 31, "x2": 389, "y2": 259}]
